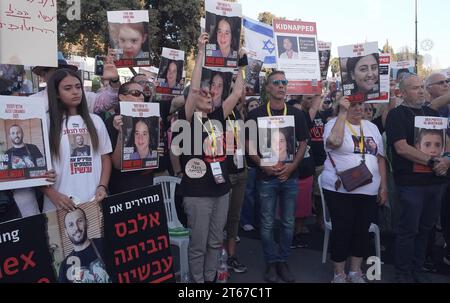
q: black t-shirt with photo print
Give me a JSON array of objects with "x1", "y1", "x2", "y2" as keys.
[
  {"x1": 6, "y1": 144, "x2": 44, "y2": 169},
  {"x1": 174, "y1": 107, "x2": 230, "y2": 197},
  {"x1": 386, "y1": 105, "x2": 446, "y2": 186},
  {"x1": 246, "y1": 103, "x2": 310, "y2": 181},
  {"x1": 303, "y1": 109, "x2": 327, "y2": 166}
]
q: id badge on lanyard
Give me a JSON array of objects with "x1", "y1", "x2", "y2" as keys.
[{"x1": 210, "y1": 162, "x2": 226, "y2": 184}]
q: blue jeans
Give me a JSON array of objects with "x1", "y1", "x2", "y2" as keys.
[
  {"x1": 395, "y1": 184, "x2": 445, "y2": 274},
  {"x1": 240, "y1": 167, "x2": 259, "y2": 228},
  {"x1": 258, "y1": 177, "x2": 298, "y2": 264}
]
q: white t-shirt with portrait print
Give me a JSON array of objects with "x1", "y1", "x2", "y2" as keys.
[
  {"x1": 321, "y1": 118, "x2": 384, "y2": 196},
  {"x1": 43, "y1": 114, "x2": 112, "y2": 212}
]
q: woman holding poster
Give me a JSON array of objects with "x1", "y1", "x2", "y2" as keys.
[{"x1": 41, "y1": 69, "x2": 112, "y2": 212}]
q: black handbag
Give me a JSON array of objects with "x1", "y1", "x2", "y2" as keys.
[{"x1": 328, "y1": 152, "x2": 373, "y2": 192}]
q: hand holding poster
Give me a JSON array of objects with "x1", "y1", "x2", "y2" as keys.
[
  {"x1": 273, "y1": 19, "x2": 321, "y2": 95},
  {"x1": 204, "y1": 0, "x2": 242, "y2": 70},
  {"x1": 120, "y1": 102, "x2": 160, "y2": 172},
  {"x1": 0, "y1": 96, "x2": 51, "y2": 190},
  {"x1": 0, "y1": 0, "x2": 57, "y2": 67},
  {"x1": 318, "y1": 41, "x2": 332, "y2": 81},
  {"x1": 413, "y1": 116, "x2": 448, "y2": 173},
  {"x1": 338, "y1": 42, "x2": 380, "y2": 102},
  {"x1": 257, "y1": 116, "x2": 296, "y2": 167},
  {"x1": 107, "y1": 10, "x2": 150, "y2": 68},
  {"x1": 156, "y1": 48, "x2": 185, "y2": 96}
]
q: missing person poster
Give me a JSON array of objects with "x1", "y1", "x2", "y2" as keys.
[
  {"x1": 273, "y1": 19, "x2": 321, "y2": 95},
  {"x1": 102, "y1": 185, "x2": 175, "y2": 283},
  {"x1": 318, "y1": 41, "x2": 331, "y2": 81},
  {"x1": 156, "y1": 48, "x2": 185, "y2": 96},
  {"x1": 204, "y1": 0, "x2": 242, "y2": 70},
  {"x1": 338, "y1": 42, "x2": 380, "y2": 102},
  {"x1": 0, "y1": 96, "x2": 51, "y2": 190},
  {"x1": 413, "y1": 116, "x2": 448, "y2": 173},
  {"x1": 244, "y1": 54, "x2": 263, "y2": 96},
  {"x1": 243, "y1": 16, "x2": 277, "y2": 68},
  {"x1": 367, "y1": 54, "x2": 391, "y2": 104},
  {"x1": 107, "y1": 10, "x2": 151, "y2": 68},
  {"x1": 201, "y1": 68, "x2": 233, "y2": 107},
  {"x1": 257, "y1": 116, "x2": 296, "y2": 167},
  {"x1": 391, "y1": 60, "x2": 415, "y2": 82},
  {"x1": 120, "y1": 102, "x2": 160, "y2": 172},
  {"x1": 0, "y1": 214, "x2": 56, "y2": 283}
]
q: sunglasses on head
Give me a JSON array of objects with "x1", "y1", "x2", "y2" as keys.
[
  {"x1": 124, "y1": 90, "x2": 144, "y2": 97},
  {"x1": 272, "y1": 79, "x2": 289, "y2": 86}
]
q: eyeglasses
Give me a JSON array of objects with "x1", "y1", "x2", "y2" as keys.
[
  {"x1": 272, "y1": 79, "x2": 289, "y2": 86},
  {"x1": 323, "y1": 100, "x2": 332, "y2": 104},
  {"x1": 428, "y1": 79, "x2": 450, "y2": 86},
  {"x1": 124, "y1": 90, "x2": 144, "y2": 97}
]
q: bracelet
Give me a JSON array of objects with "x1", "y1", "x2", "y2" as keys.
[{"x1": 97, "y1": 184, "x2": 108, "y2": 191}]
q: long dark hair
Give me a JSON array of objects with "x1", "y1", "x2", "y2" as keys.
[
  {"x1": 126, "y1": 117, "x2": 154, "y2": 150},
  {"x1": 47, "y1": 69, "x2": 99, "y2": 158},
  {"x1": 162, "y1": 60, "x2": 182, "y2": 86},
  {"x1": 210, "y1": 17, "x2": 238, "y2": 55}
]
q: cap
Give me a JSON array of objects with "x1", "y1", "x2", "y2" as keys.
[{"x1": 32, "y1": 51, "x2": 78, "y2": 77}]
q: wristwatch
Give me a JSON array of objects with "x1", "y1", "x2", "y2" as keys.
[
  {"x1": 109, "y1": 77, "x2": 120, "y2": 84},
  {"x1": 427, "y1": 157, "x2": 436, "y2": 168}
]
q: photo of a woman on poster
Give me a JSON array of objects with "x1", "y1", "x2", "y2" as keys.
[
  {"x1": 201, "y1": 68, "x2": 233, "y2": 110},
  {"x1": 343, "y1": 53, "x2": 380, "y2": 101},
  {"x1": 269, "y1": 127, "x2": 295, "y2": 163},
  {"x1": 127, "y1": 117, "x2": 158, "y2": 160},
  {"x1": 158, "y1": 59, "x2": 183, "y2": 89},
  {"x1": 209, "y1": 17, "x2": 239, "y2": 59}
]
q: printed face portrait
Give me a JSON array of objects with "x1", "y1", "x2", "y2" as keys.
[
  {"x1": 217, "y1": 19, "x2": 232, "y2": 54},
  {"x1": 65, "y1": 209, "x2": 88, "y2": 246},
  {"x1": 118, "y1": 24, "x2": 147, "y2": 59},
  {"x1": 210, "y1": 73, "x2": 224, "y2": 106},
  {"x1": 366, "y1": 137, "x2": 378, "y2": 155},
  {"x1": 363, "y1": 103, "x2": 374, "y2": 120},
  {"x1": 75, "y1": 134, "x2": 84, "y2": 147},
  {"x1": 166, "y1": 62, "x2": 178, "y2": 88},
  {"x1": 283, "y1": 38, "x2": 293, "y2": 51},
  {"x1": 9, "y1": 125, "x2": 24, "y2": 145},
  {"x1": 247, "y1": 100, "x2": 259, "y2": 113},
  {"x1": 416, "y1": 130, "x2": 443, "y2": 157},
  {"x1": 351, "y1": 54, "x2": 379, "y2": 93},
  {"x1": 134, "y1": 120, "x2": 150, "y2": 153},
  {"x1": 58, "y1": 75, "x2": 83, "y2": 109},
  {"x1": 271, "y1": 130, "x2": 287, "y2": 162}
]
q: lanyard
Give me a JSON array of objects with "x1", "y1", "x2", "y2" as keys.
[
  {"x1": 227, "y1": 110, "x2": 239, "y2": 145},
  {"x1": 345, "y1": 120, "x2": 364, "y2": 153},
  {"x1": 267, "y1": 102, "x2": 287, "y2": 117},
  {"x1": 195, "y1": 112, "x2": 217, "y2": 158}
]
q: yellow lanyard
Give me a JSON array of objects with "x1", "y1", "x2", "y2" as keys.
[
  {"x1": 267, "y1": 102, "x2": 287, "y2": 117},
  {"x1": 345, "y1": 121, "x2": 364, "y2": 153},
  {"x1": 227, "y1": 110, "x2": 239, "y2": 145},
  {"x1": 195, "y1": 112, "x2": 217, "y2": 157}
]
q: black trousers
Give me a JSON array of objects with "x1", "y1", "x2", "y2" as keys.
[{"x1": 323, "y1": 189, "x2": 377, "y2": 263}]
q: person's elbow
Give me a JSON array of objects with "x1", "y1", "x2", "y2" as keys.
[{"x1": 393, "y1": 140, "x2": 408, "y2": 157}]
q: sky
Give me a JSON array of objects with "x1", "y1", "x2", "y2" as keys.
[{"x1": 240, "y1": 0, "x2": 450, "y2": 70}]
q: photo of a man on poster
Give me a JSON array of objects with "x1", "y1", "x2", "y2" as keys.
[
  {"x1": 5, "y1": 124, "x2": 45, "y2": 170},
  {"x1": 58, "y1": 207, "x2": 111, "y2": 283},
  {"x1": 277, "y1": 36, "x2": 299, "y2": 60}
]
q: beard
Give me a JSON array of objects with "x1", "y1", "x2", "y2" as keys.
[{"x1": 69, "y1": 229, "x2": 88, "y2": 246}]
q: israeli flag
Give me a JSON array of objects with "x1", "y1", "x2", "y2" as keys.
[{"x1": 243, "y1": 16, "x2": 276, "y2": 68}]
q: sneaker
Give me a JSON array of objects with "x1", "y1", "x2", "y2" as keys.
[
  {"x1": 348, "y1": 271, "x2": 366, "y2": 283},
  {"x1": 276, "y1": 262, "x2": 295, "y2": 283},
  {"x1": 332, "y1": 273, "x2": 347, "y2": 283},
  {"x1": 264, "y1": 263, "x2": 278, "y2": 283},
  {"x1": 227, "y1": 256, "x2": 247, "y2": 273},
  {"x1": 235, "y1": 236, "x2": 240, "y2": 243},
  {"x1": 242, "y1": 224, "x2": 255, "y2": 232},
  {"x1": 412, "y1": 270, "x2": 432, "y2": 283},
  {"x1": 443, "y1": 254, "x2": 450, "y2": 266},
  {"x1": 290, "y1": 234, "x2": 308, "y2": 249}
]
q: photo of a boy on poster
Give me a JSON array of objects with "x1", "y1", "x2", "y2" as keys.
[
  {"x1": 107, "y1": 10, "x2": 150, "y2": 68},
  {"x1": 413, "y1": 116, "x2": 447, "y2": 173}
]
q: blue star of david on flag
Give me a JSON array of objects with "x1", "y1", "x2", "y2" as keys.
[{"x1": 263, "y1": 39, "x2": 275, "y2": 55}]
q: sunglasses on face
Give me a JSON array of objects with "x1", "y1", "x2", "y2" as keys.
[
  {"x1": 272, "y1": 79, "x2": 289, "y2": 86},
  {"x1": 124, "y1": 90, "x2": 144, "y2": 97},
  {"x1": 429, "y1": 79, "x2": 450, "y2": 86}
]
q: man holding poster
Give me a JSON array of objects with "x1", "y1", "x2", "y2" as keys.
[{"x1": 386, "y1": 74, "x2": 449, "y2": 283}]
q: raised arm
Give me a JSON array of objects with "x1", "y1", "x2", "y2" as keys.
[
  {"x1": 222, "y1": 66, "x2": 245, "y2": 118},
  {"x1": 326, "y1": 97, "x2": 349, "y2": 149}
]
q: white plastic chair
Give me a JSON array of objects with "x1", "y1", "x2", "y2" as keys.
[
  {"x1": 317, "y1": 174, "x2": 381, "y2": 264},
  {"x1": 153, "y1": 176, "x2": 190, "y2": 282}
]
